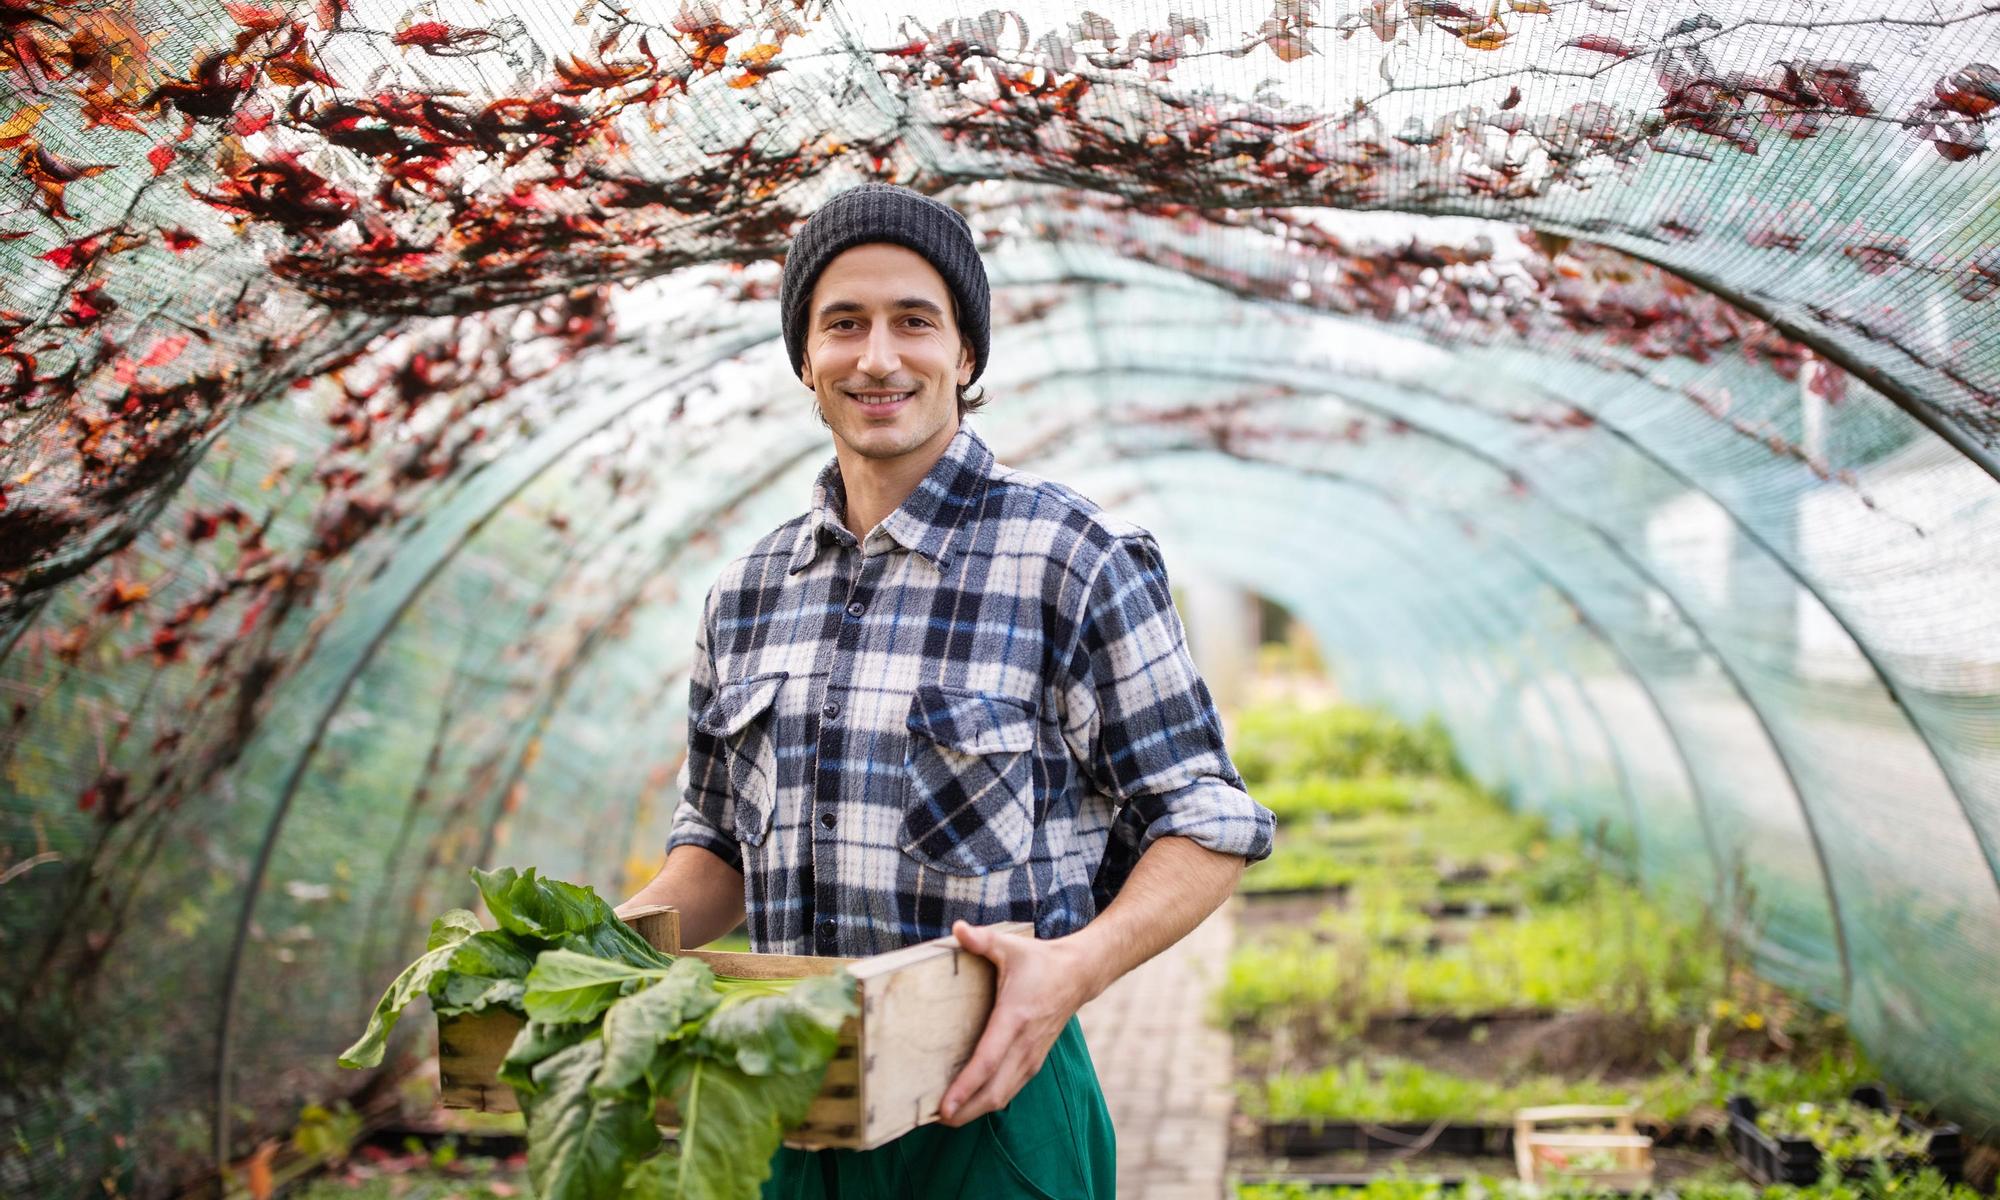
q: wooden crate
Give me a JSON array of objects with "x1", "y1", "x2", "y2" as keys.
[
  {"x1": 437, "y1": 905, "x2": 1019, "y2": 1150},
  {"x1": 1513, "y1": 1105, "x2": 1656, "y2": 1192}
]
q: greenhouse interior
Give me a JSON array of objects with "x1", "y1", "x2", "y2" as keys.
[{"x1": 2, "y1": 0, "x2": 1998, "y2": 1197}]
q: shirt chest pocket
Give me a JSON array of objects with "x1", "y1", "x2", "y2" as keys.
[
  {"x1": 900, "y1": 684, "x2": 1039, "y2": 876},
  {"x1": 693, "y1": 671, "x2": 787, "y2": 848}
]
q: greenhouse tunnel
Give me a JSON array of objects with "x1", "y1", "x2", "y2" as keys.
[{"x1": 2, "y1": 0, "x2": 1999, "y2": 1195}]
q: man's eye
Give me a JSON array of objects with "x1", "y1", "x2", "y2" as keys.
[{"x1": 903, "y1": 317, "x2": 932, "y2": 328}]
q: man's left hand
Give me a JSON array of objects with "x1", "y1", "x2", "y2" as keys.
[{"x1": 937, "y1": 920, "x2": 1103, "y2": 1127}]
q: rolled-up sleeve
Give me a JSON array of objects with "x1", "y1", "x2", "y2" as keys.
[
  {"x1": 665, "y1": 587, "x2": 742, "y2": 871},
  {"x1": 1060, "y1": 532, "x2": 1276, "y2": 865}
]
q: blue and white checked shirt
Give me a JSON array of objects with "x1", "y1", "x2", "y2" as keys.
[{"x1": 666, "y1": 422, "x2": 1275, "y2": 957}]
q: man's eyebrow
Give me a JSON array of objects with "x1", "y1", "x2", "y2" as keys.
[{"x1": 816, "y1": 297, "x2": 948, "y2": 318}]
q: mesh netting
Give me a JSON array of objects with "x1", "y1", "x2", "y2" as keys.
[{"x1": 2, "y1": 2, "x2": 1997, "y2": 1196}]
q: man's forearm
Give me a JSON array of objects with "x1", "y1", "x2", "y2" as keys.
[
  {"x1": 1056, "y1": 834, "x2": 1246, "y2": 1002},
  {"x1": 614, "y1": 843, "x2": 748, "y2": 949}
]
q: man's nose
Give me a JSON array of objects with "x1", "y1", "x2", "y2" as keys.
[{"x1": 856, "y1": 320, "x2": 900, "y2": 377}]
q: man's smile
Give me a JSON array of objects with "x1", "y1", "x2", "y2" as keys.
[{"x1": 849, "y1": 389, "x2": 915, "y2": 415}]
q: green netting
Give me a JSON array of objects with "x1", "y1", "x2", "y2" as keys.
[{"x1": 2, "y1": 1, "x2": 1998, "y2": 1196}]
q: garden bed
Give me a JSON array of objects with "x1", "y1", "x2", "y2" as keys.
[{"x1": 1219, "y1": 701, "x2": 1936, "y2": 1197}]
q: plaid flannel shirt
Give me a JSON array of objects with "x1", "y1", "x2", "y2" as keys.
[{"x1": 666, "y1": 422, "x2": 1275, "y2": 957}]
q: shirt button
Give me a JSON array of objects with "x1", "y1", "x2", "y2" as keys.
[
  {"x1": 817, "y1": 919, "x2": 836, "y2": 941},
  {"x1": 846, "y1": 600, "x2": 866, "y2": 618},
  {"x1": 819, "y1": 810, "x2": 836, "y2": 829},
  {"x1": 822, "y1": 700, "x2": 840, "y2": 720}
]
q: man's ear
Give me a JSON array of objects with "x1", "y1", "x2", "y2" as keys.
[
  {"x1": 799, "y1": 349, "x2": 814, "y2": 389},
  {"x1": 956, "y1": 341, "x2": 973, "y2": 387}
]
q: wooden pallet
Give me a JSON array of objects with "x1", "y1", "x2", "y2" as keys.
[{"x1": 437, "y1": 904, "x2": 1021, "y2": 1150}]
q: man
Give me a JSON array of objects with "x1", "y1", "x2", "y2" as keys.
[{"x1": 617, "y1": 183, "x2": 1275, "y2": 1197}]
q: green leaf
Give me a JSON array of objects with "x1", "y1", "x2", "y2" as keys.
[
  {"x1": 501, "y1": 1020, "x2": 597, "y2": 1097},
  {"x1": 433, "y1": 930, "x2": 539, "y2": 1016},
  {"x1": 436, "y1": 973, "x2": 526, "y2": 1015},
  {"x1": 473, "y1": 866, "x2": 619, "y2": 940},
  {"x1": 631, "y1": 1055, "x2": 823, "y2": 1200},
  {"x1": 525, "y1": 949, "x2": 670, "y2": 1024},
  {"x1": 594, "y1": 959, "x2": 722, "y2": 1100},
  {"x1": 694, "y1": 973, "x2": 857, "y2": 1076},
  {"x1": 523, "y1": 1039, "x2": 661, "y2": 1200},
  {"x1": 428, "y1": 908, "x2": 486, "y2": 949},
  {"x1": 338, "y1": 938, "x2": 459, "y2": 1069},
  {"x1": 558, "y1": 920, "x2": 674, "y2": 970}
]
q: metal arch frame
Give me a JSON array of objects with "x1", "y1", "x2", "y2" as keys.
[
  {"x1": 1100, "y1": 446, "x2": 1721, "y2": 893},
  {"x1": 1026, "y1": 363, "x2": 1853, "y2": 995},
  {"x1": 166, "y1": 213, "x2": 1996, "y2": 1159},
  {"x1": 1021, "y1": 320, "x2": 2000, "y2": 911},
  {"x1": 460, "y1": 444, "x2": 824, "y2": 874},
  {"x1": 1018, "y1": 405, "x2": 1591, "y2": 822},
  {"x1": 899, "y1": 169, "x2": 2000, "y2": 484},
  {"x1": 208, "y1": 327, "x2": 782, "y2": 1170},
  {"x1": 1044, "y1": 465, "x2": 1497, "y2": 788},
  {"x1": 1576, "y1": 237, "x2": 2000, "y2": 486},
  {"x1": 992, "y1": 279, "x2": 2000, "y2": 901},
  {"x1": 1099, "y1": 449, "x2": 1642, "y2": 854}
]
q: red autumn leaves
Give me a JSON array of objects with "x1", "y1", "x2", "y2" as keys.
[{"x1": 1908, "y1": 63, "x2": 1999, "y2": 161}]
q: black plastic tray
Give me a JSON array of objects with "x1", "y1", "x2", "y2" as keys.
[
  {"x1": 1726, "y1": 1085, "x2": 1963, "y2": 1185},
  {"x1": 1258, "y1": 1116, "x2": 1715, "y2": 1159},
  {"x1": 1365, "y1": 1008, "x2": 1556, "y2": 1039},
  {"x1": 1259, "y1": 1118, "x2": 1510, "y2": 1157},
  {"x1": 1242, "y1": 881, "x2": 1354, "y2": 902},
  {"x1": 1420, "y1": 897, "x2": 1520, "y2": 918}
]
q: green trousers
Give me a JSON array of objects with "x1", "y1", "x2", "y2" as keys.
[{"x1": 761, "y1": 1016, "x2": 1115, "y2": 1200}]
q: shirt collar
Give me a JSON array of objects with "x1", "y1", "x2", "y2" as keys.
[{"x1": 788, "y1": 423, "x2": 996, "y2": 576}]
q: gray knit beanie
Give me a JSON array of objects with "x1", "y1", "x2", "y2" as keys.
[{"x1": 781, "y1": 184, "x2": 991, "y2": 384}]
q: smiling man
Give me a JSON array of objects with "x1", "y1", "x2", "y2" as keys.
[{"x1": 618, "y1": 183, "x2": 1275, "y2": 1198}]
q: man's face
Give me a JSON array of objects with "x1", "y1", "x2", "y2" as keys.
[{"x1": 800, "y1": 243, "x2": 974, "y2": 464}]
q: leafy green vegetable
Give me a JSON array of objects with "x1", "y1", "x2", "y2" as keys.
[
  {"x1": 501, "y1": 1018, "x2": 597, "y2": 1096},
  {"x1": 338, "y1": 909, "x2": 487, "y2": 1068},
  {"x1": 474, "y1": 866, "x2": 613, "y2": 939},
  {"x1": 595, "y1": 959, "x2": 722, "y2": 1099},
  {"x1": 625, "y1": 1053, "x2": 824, "y2": 1200},
  {"x1": 524, "y1": 1038, "x2": 663, "y2": 1200},
  {"x1": 474, "y1": 865, "x2": 670, "y2": 969},
  {"x1": 524, "y1": 949, "x2": 676, "y2": 1024},
  {"x1": 339, "y1": 868, "x2": 858, "y2": 1200},
  {"x1": 696, "y1": 974, "x2": 857, "y2": 1076},
  {"x1": 1757, "y1": 1100, "x2": 1931, "y2": 1162}
]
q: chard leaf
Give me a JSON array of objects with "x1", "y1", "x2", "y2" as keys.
[
  {"x1": 628, "y1": 1054, "x2": 823, "y2": 1200},
  {"x1": 525, "y1": 949, "x2": 669, "y2": 1024},
  {"x1": 501, "y1": 1020, "x2": 595, "y2": 1097},
  {"x1": 473, "y1": 865, "x2": 618, "y2": 939},
  {"x1": 523, "y1": 1039, "x2": 660, "y2": 1200},
  {"x1": 557, "y1": 920, "x2": 673, "y2": 970},
  {"x1": 428, "y1": 908, "x2": 486, "y2": 949},
  {"x1": 436, "y1": 973, "x2": 525, "y2": 1015},
  {"x1": 694, "y1": 973, "x2": 857, "y2": 1076},
  {"x1": 593, "y1": 959, "x2": 721, "y2": 1099},
  {"x1": 338, "y1": 911, "x2": 485, "y2": 1068}
]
